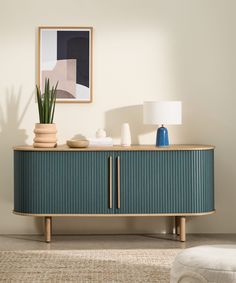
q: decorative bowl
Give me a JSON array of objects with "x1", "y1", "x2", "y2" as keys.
[{"x1": 67, "y1": 139, "x2": 89, "y2": 148}]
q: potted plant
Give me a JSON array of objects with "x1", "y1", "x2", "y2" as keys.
[{"x1": 33, "y1": 78, "x2": 58, "y2": 148}]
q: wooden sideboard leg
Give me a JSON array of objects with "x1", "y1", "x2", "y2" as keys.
[
  {"x1": 174, "y1": 216, "x2": 180, "y2": 235},
  {"x1": 45, "y1": 216, "x2": 52, "y2": 243},
  {"x1": 179, "y1": 217, "x2": 186, "y2": 242}
]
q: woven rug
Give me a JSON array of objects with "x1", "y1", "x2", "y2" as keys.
[{"x1": 0, "y1": 249, "x2": 180, "y2": 282}]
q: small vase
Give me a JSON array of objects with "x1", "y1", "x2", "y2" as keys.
[
  {"x1": 33, "y1": 123, "x2": 57, "y2": 148},
  {"x1": 121, "y1": 123, "x2": 131, "y2": 146}
]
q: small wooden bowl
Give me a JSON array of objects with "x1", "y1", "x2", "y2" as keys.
[{"x1": 67, "y1": 139, "x2": 89, "y2": 148}]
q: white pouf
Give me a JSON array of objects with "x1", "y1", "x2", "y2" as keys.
[{"x1": 171, "y1": 245, "x2": 236, "y2": 283}]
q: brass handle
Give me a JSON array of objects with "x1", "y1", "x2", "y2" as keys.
[
  {"x1": 109, "y1": 156, "x2": 112, "y2": 209},
  {"x1": 117, "y1": 156, "x2": 120, "y2": 209}
]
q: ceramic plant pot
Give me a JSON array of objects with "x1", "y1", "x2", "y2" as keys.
[{"x1": 33, "y1": 123, "x2": 57, "y2": 148}]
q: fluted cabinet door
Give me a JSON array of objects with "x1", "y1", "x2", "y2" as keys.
[
  {"x1": 115, "y1": 150, "x2": 214, "y2": 214},
  {"x1": 14, "y1": 151, "x2": 115, "y2": 214}
]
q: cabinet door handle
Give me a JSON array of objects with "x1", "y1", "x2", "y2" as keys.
[
  {"x1": 109, "y1": 156, "x2": 112, "y2": 209},
  {"x1": 117, "y1": 156, "x2": 120, "y2": 209}
]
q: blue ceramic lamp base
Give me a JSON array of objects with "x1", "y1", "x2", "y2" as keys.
[{"x1": 156, "y1": 126, "x2": 169, "y2": 147}]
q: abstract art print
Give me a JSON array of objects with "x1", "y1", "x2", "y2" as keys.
[{"x1": 38, "y1": 27, "x2": 93, "y2": 103}]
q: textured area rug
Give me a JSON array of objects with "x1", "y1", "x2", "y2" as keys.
[{"x1": 0, "y1": 249, "x2": 180, "y2": 282}]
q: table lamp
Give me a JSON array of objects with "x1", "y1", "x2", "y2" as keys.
[{"x1": 143, "y1": 101, "x2": 182, "y2": 146}]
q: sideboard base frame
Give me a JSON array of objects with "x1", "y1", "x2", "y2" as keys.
[{"x1": 13, "y1": 210, "x2": 215, "y2": 243}]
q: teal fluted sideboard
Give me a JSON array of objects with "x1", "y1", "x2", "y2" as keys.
[{"x1": 13, "y1": 145, "x2": 215, "y2": 242}]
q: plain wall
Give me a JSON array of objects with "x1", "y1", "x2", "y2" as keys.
[{"x1": 0, "y1": 0, "x2": 235, "y2": 234}]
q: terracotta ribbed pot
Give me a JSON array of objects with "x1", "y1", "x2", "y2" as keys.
[{"x1": 33, "y1": 123, "x2": 57, "y2": 148}]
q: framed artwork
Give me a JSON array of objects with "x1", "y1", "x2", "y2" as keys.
[{"x1": 38, "y1": 27, "x2": 93, "y2": 103}]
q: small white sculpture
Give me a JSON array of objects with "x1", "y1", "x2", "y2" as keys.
[
  {"x1": 121, "y1": 123, "x2": 131, "y2": 146},
  {"x1": 96, "y1": 128, "x2": 107, "y2": 138}
]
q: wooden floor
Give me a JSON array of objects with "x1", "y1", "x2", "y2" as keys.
[{"x1": 0, "y1": 234, "x2": 235, "y2": 250}]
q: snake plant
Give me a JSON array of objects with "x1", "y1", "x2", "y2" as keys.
[{"x1": 36, "y1": 78, "x2": 58, "y2": 124}]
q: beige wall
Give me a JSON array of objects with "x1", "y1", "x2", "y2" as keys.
[{"x1": 0, "y1": 0, "x2": 235, "y2": 234}]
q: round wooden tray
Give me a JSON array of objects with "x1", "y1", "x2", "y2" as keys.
[{"x1": 67, "y1": 139, "x2": 89, "y2": 148}]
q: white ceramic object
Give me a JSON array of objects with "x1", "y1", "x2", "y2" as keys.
[
  {"x1": 121, "y1": 123, "x2": 131, "y2": 146},
  {"x1": 96, "y1": 129, "x2": 106, "y2": 138},
  {"x1": 88, "y1": 137, "x2": 113, "y2": 147}
]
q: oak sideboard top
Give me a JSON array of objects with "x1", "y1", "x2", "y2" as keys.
[{"x1": 13, "y1": 144, "x2": 215, "y2": 151}]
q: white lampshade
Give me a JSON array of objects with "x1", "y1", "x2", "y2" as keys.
[{"x1": 143, "y1": 101, "x2": 182, "y2": 125}]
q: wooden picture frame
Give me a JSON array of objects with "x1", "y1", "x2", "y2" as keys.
[{"x1": 38, "y1": 26, "x2": 93, "y2": 103}]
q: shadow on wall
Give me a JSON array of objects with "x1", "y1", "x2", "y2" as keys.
[
  {"x1": 105, "y1": 105, "x2": 156, "y2": 144},
  {"x1": 0, "y1": 87, "x2": 32, "y2": 202},
  {"x1": 0, "y1": 88, "x2": 40, "y2": 231},
  {"x1": 0, "y1": 87, "x2": 30, "y2": 147}
]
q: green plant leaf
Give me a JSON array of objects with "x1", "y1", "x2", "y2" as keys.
[
  {"x1": 36, "y1": 85, "x2": 43, "y2": 123},
  {"x1": 51, "y1": 81, "x2": 58, "y2": 123},
  {"x1": 36, "y1": 78, "x2": 58, "y2": 124},
  {"x1": 44, "y1": 78, "x2": 49, "y2": 123}
]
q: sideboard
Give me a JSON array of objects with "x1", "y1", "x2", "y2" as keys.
[{"x1": 13, "y1": 145, "x2": 215, "y2": 243}]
